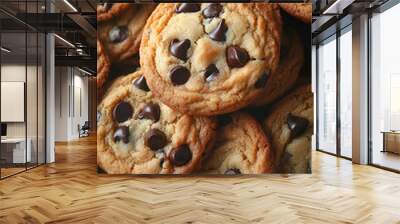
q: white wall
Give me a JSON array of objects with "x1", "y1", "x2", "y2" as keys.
[
  {"x1": 1, "y1": 65, "x2": 26, "y2": 138},
  {"x1": 1, "y1": 63, "x2": 46, "y2": 164},
  {"x1": 55, "y1": 67, "x2": 69, "y2": 141},
  {"x1": 72, "y1": 73, "x2": 89, "y2": 138},
  {"x1": 1, "y1": 64, "x2": 40, "y2": 138},
  {"x1": 54, "y1": 66, "x2": 89, "y2": 141}
]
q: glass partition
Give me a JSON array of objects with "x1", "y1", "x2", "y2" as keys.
[
  {"x1": 0, "y1": 0, "x2": 46, "y2": 179},
  {"x1": 1, "y1": 31, "x2": 28, "y2": 177},
  {"x1": 27, "y1": 31, "x2": 38, "y2": 169}
]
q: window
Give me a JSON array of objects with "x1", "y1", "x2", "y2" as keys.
[
  {"x1": 317, "y1": 36, "x2": 337, "y2": 154},
  {"x1": 339, "y1": 28, "x2": 352, "y2": 158},
  {"x1": 370, "y1": 2, "x2": 400, "y2": 171},
  {"x1": 316, "y1": 26, "x2": 353, "y2": 159}
]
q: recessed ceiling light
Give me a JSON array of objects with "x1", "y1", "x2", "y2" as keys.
[
  {"x1": 1, "y1": 47, "x2": 11, "y2": 53},
  {"x1": 54, "y1": 34, "x2": 75, "y2": 48},
  {"x1": 63, "y1": 0, "x2": 78, "y2": 12},
  {"x1": 323, "y1": 0, "x2": 355, "y2": 15},
  {"x1": 78, "y1": 67, "x2": 93, "y2": 76}
]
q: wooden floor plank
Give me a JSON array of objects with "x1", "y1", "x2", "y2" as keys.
[{"x1": 0, "y1": 135, "x2": 399, "y2": 223}]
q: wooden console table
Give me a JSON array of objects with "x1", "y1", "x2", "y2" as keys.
[{"x1": 381, "y1": 131, "x2": 400, "y2": 154}]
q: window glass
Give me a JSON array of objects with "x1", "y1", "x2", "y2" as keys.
[
  {"x1": 339, "y1": 29, "x2": 352, "y2": 158},
  {"x1": 371, "y1": 3, "x2": 400, "y2": 171},
  {"x1": 317, "y1": 36, "x2": 337, "y2": 154},
  {"x1": 1, "y1": 27, "x2": 27, "y2": 178}
]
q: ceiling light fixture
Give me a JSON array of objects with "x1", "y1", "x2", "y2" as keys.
[
  {"x1": 323, "y1": 0, "x2": 355, "y2": 15},
  {"x1": 76, "y1": 48, "x2": 87, "y2": 56},
  {"x1": 54, "y1": 34, "x2": 75, "y2": 48},
  {"x1": 63, "y1": 0, "x2": 78, "y2": 12},
  {"x1": 1, "y1": 47, "x2": 11, "y2": 53},
  {"x1": 78, "y1": 67, "x2": 94, "y2": 76}
]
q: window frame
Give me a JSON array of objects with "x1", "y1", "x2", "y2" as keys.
[{"x1": 315, "y1": 24, "x2": 353, "y2": 161}]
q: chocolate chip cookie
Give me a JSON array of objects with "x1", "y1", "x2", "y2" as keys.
[
  {"x1": 97, "y1": 70, "x2": 217, "y2": 174},
  {"x1": 202, "y1": 112, "x2": 273, "y2": 174},
  {"x1": 263, "y1": 85, "x2": 313, "y2": 173},
  {"x1": 252, "y1": 26, "x2": 304, "y2": 106},
  {"x1": 97, "y1": 40, "x2": 110, "y2": 88},
  {"x1": 279, "y1": 3, "x2": 312, "y2": 23},
  {"x1": 97, "y1": 3, "x2": 131, "y2": 22},
  {"x1": 98, "y1": 4, "x2": 155, "y2": 62},
  {"x1": 140, "y1": 3, "x2": 282, "y2": 116}
]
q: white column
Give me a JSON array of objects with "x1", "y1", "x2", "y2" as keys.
[
  {"x1": 352, "y1": 14, "x2": 369, "y2": 164},
  {"x1": 46, "y1": 33, "x2": 55, "y2": 163},
  {"x1": 45, "y1": 1, "x2": 56, "y2": 163}
]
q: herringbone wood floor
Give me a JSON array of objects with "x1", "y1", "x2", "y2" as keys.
[{"x1": 0, "y1": 135, "x2": 399, "y2": 224}]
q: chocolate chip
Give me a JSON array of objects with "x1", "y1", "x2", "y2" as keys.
[
  {"x1": 202, "y1": 3, "x2": 223, "y2": 18},
  {"x1": 204, "y1": 64, "x2": 219, "y2": 82},
  {"x1": 113, "y1": 101, "x2": 133, "y2": 123},
  {"x1": 170, "y1": 145, "x2": 192, "y2": 166},
  {"x1": 170, "y1": 66, "x2": 190, "y2": 85},
  {"x1": 133, "y1": 76, "x2": 150, "y2": 92},
  {"x1": 170, "y1": 39, "x2": 191, "y2": 61},
  {"x1": 226, "y1": 46, "x2": 250, "y2": 68},
  {"x1": 287, "y1": 113, "x2": 309, "y2": 138},
  {"x1": 255, "y1": 72, "x2": 270, "y2": 89},
  {"x1": 159, "y1": 158, "x2": 165, "y2": 167},
  {"x1": 113, "y1": 126, "x2": 130, "y2": 144},
  {"x1": 97, "y1": 166, "x2": 107, "y2": 174},
  {"x1": 224, "y1": 168, "x2": 241, "y2": 175},
  {"x1": 138, "y1": 103, "x2": 160, "y2": 122},
  {"x1": 176, "y1": 3, "x2": 201, "y2": 13},
  {"x1": 144, "y1": 129, "x2": 167, "y2": 151},
  {"x1": 209, "y1": 19, "x2": 227, "y2": 42},
  {"x1": 109, "y1": 26, "x2": 129, "y2": 43},
  {"x1": 103, "y1": 3, "x2": 113, "y2": 11},
  {"x1": 218, "y1": 115, "x2": 232, "y2": 126}
]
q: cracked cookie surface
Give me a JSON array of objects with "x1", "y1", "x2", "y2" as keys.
[
  {"x1": 97, "y1": 40, "x2": 110, "y2": 88},
  {"x1": 202, "y1": 112, "x2": 273, "y2": 174},
  {"x1": 252, "y1": 26, "x2": 304, "y2": 106},
  {"x1": 140, "y1": 3, "x2": 282, "y2": 115},
  {"x1": 97, "y1": 70, "x2": 217, "y2": 174},
  {"x1": 263, "y1": 85, "x2": 313, "y2": 173}
]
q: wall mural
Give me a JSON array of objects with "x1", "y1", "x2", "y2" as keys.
[{"x1": 96, "y1": 2, "x2": 313, "y2": 175}]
